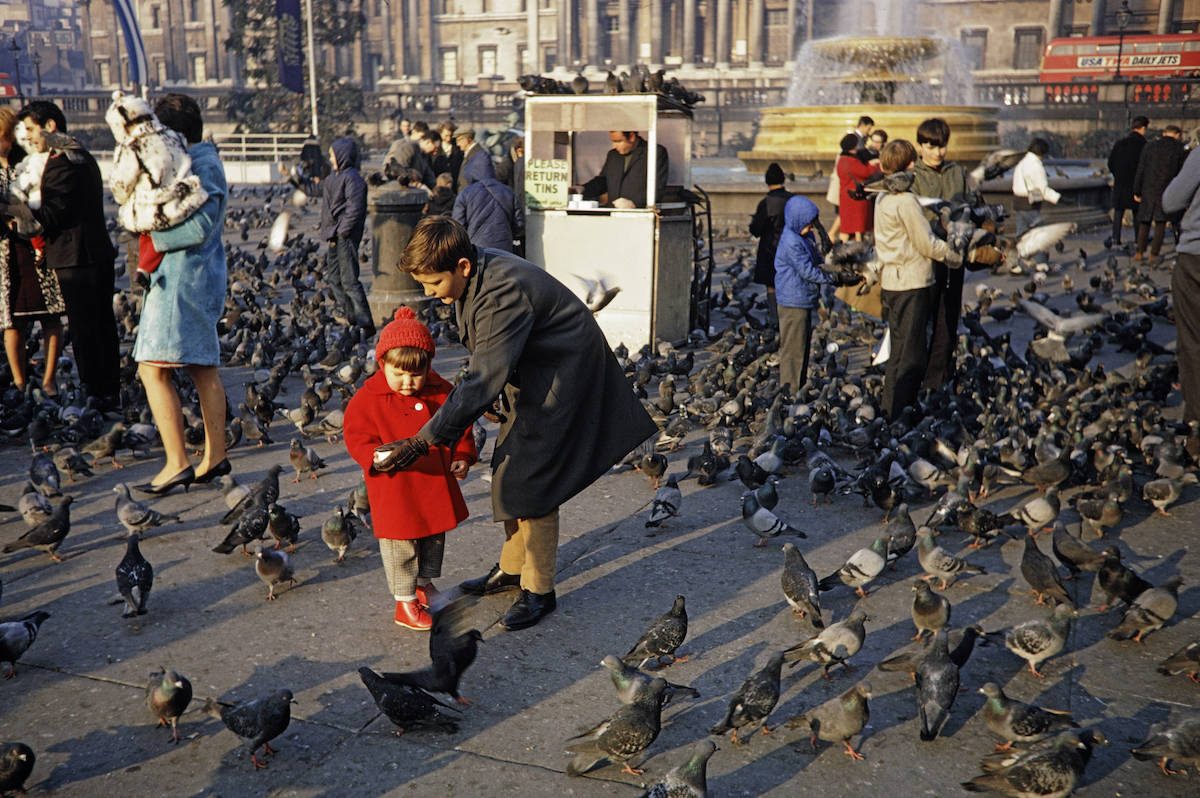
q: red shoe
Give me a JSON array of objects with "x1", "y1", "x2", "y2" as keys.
[
  {"x1": 415, "y1": 584, "x2": 440, "y2": 609},
  {"x1": 394, "y1": 600, "x2": 432, "y2": 631}
]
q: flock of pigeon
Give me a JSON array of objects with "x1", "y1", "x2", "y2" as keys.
[{"x1": 1, "y1": 172, "x2": 1199, "y2": 796}]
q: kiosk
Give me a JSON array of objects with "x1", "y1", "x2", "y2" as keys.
[{"x1": 523, "y1": 94, "x2": 699, "y2": 351}]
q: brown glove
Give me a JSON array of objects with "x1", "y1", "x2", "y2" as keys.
[
  {"x1": 371, "y1": 436, "x2": 430, "y2": 472},
  {"x1": 967, "y1": 244, "x2": 1004, "y2": 267}
]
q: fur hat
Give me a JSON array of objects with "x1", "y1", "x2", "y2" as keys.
[
  {"x1": 376, "y1": 306, "x2": 435, "y2": 363},
  {"x1": 764, "y1": 162, "x2": 786, "y2": 185}
]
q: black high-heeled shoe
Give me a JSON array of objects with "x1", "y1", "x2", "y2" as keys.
[
  {"x1": 194, "y1": 458, "x2": 232, "y2": 485},
  {"x1": 135, "y1": 466, "x2": 195, "y2": 496}
]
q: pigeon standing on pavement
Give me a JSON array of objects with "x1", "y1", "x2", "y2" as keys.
[
  {"x1": 917, "y1": 527, "x2": 986, "y2": 589},
  {"x1": 786, "y1": 681, "x2": 872, "y2": 760},
  {"x1": 1131, "y1": 715, "x2": 1200, "y2": 776},
  {"x1": 321, "y1": 506, "x2": 357, "y2": 563},
  {"x1": 818, "y1": 537, "x2": 888, "y2": 598},
  {"x1": 255, "y1": 548, "x2": 296, "y2": 600},
  {"x1": 0, "y1": 611, "x2": 51, "y2": 679},
  {"x1": 781, "y1": 543, "x2": 823, "y2": 628},
  {"x1": 637, "y1": 739, "x2": 716, "y2": 798},
  {"x1": 963, "y1": 731, "x2": 1092, "y2": 795},
  {"x1": 741, "y1": 490, "x2": 807, "y2": 547},
  {"x1": 1108, "y1": 576, "x2": 1182, "y2": 642},
  {"x1": 213, "y1": 503, "x2": 271, "y2": 556},
  {"x1": 3, "y1": 496, "x2": 73, "y2": 562},
  {"x1": 911, "y1": 580, "x2": 951, "y2": 640},
  {"x1": 381, "y1": 597, "x2": 483, "y2": 706},
  {"x1": 1095, "y1": 546, "x2": 1151, "y2": 611},
  {"x1": 622, "y1": 595, "x2": 688, "y2": 669},
  {"x1": 204, "y1": 688, "x2": 295, "y2": 769},
  {"x1": 1050, "y1": 522, "x2": 1105, "y2": 578},
  {"x1": 358, "y1": 666, "x2": 461, "y2": 734},
  {"x1": 1157, "y1": 640, "x2": 1200, "y2": 683},
  {"x1": 1142, "y1": 474, "x2": 1198, "y2": 516},
  {"x1": 114, "y1": 483, "x2": 180, "y2": 536},
  {"x1": 147, "y1": 668, "x2": 193, "y2": 743},
  {"x1": 916, "y1": 629, "x2": 960, "y2": 741},
  {"x1": 1005, "y1": 604, "x2": 1077, "y2": 678},
  {"x1": 29, "y1": 450, "x2": 62, "y2": 497},
  {"x1": 600, "y1": 654, "x2": 700, "y2": 707},
  {"x1": 709, "y1": 652, "x2": 786, "y2": 744},
  {"x1": 17, "y1": 482, "x2": 51, "y2": 526},
  {"x1": 645, "y1": 476, "x2": 681, "y2": 529},
  {"x1": 784, "y1": 608, "x2": 869, "y2": 676},
  {"x1": 978, "y1": 682, "x2": 1077, "y2": 751},
  {"x1": 0, "y1": 742, "x2": 35, "y2": 795},
  {"x1": 82, "y1": 423, "x2": 126, "y2": 469},
  {"x1": 565, "y1": 676, "x2": 667, "y2": 777},
  {"x1": 220, "y1": 465, "x2": 283, "y2": 525},
  {"x1": 267, "y1": 503, "x2": 301, "y2": 551},
  {"x1": 115, "y1": 533, "x2": 154, "y2": 617},
  {"x1": 289, "y1": 437, "x2": 326, "y2": 481},
  {"x1": 1019, "y1": 533, "x2": 1073, "y2": 607}
]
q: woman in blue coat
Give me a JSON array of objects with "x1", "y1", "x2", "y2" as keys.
[{"x1": 132, "y1": 94, "x2": 229, "y2": 494}]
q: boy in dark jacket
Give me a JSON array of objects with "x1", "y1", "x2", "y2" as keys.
[
  {"x1": 773, "y1": 195, "x2": 860, "y2": 393},
  {"x1": 320, "y1": 136, "x2": 373, "y2": 333},
  {"x1": 749, "y1": 162, "x2": 792, "y2": 324},
  {"x1": 382, "y1": 216, "x2": 657, "y2": 631}
]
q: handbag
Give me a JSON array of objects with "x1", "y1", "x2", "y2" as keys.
[{"x1": 834, "y1": 280, "x2": 883, "y2": 320}]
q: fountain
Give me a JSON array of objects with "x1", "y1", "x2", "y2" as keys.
[{"x1": 739, "y1": 7, "x2": 1000, "y2": 173}]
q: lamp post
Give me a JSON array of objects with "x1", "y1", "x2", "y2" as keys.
[
  {"x1": 30, "y1": 49, "x2": 41, "y2": 96},
  {"x1": 1114, "y1": 0, "x2": 1132, "y2": 80},
  {"x1": 7, "y1": 36, "x2": 23, "y2": 103}
]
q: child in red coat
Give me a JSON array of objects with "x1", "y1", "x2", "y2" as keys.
[{"x1": 344, "y1": 307, "x2": 477, "y2": 631}]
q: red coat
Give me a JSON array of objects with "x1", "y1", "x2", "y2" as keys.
[
  {"x1": 344, "y1": 370, "x2": 477, "y2": 540},
  {"x1": 836, "y1": 154, "x2": 881, "y2": 234}
]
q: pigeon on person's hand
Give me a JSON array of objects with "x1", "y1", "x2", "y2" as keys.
[
  {"x1": 3, "y1": 496, "x2": 73, "y2": 562},
  {"x1": 115, "y1": 533, "x2": 153, "y2": 617},
  {"x1": 255, "y1": 548, "x2": 296, "y2": 600},
  {"x1": 709, "y1": 652, "x2": 785, "y2": 744},
  {"x1": 786, "y1": 681, "x2": 872, "y2": 760},
  {"x1": 204, "y1": 688, "x2": 295, "y2": 769},
  {"x1": 0, "y1": 611, "x2": 51, "y2": 679},
  {"x1": 622, "y1": 595, "x2": 688, "y2": 669},
  {"x1": 147, "y1": 668, "x2": 193, "y2": 743}
]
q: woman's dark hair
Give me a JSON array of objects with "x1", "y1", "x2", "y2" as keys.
[
  {"x1": 916, "y1": 117, "x2": 951, "y2": 147},
  {"x1": 154, "y1": 93, "x2": 203, "y2": 144},
  {"x1": 16, "y1": 100, "x2": 67, "y2": 132},
  {"x1": 1027, "y1": 138, "x2": 1050, "y2": 157},
  {"x1": 839, "y1": 133, "x2": 860, "y2": 155}
]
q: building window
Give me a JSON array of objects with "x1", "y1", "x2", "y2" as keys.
[
  {"x1": 191, "y1": 53, "x2": 207, "y2": 83},
  {"x1": 544, "y1": 46, "x2": 556, "y2": 71},
  {"x1": 441, "y1": 48, "x2": 458, "y2": 82},
  {"x1": 149, "y1": 4, "x2": 161, "y2": 29},
  {"x1": 188, "y1": 0, "x2": 201, "y2": 22},
  {"x1": 961, "y1": 28, "x2": 987, "y2": 71},
  {"x1": 97, "y1": 59, "x2": 111, "y2": 85},
  {"x1": 1013, "y1": 27, "x2": 1044, "y2": 70},
  {"x1": 479, "y1": 46, "x2": 497, "y2": 76},
  {"x1": 607, "y1": 16, "x2": 619, "y2": 33},
  {"x1": 155, "y1": 59, "x2": 168, "y2": 86},
  {"x1": 767, "y1": 9, "x2": 787, "y2": 26}
]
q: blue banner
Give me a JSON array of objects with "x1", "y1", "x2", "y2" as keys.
[
  {"x1": 113, "y1": 0, "x2": 148, "y2": 87},
  {"x1": 276, "y1": 0, "x2": 305, "y2": 93}
]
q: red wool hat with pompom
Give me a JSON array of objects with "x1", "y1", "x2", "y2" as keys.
[{"x1": 375, "y1": 306, "x2": 435, "y2": 363}]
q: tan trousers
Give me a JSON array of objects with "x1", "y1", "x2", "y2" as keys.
[{"x1": 498, "y1": 509, "x2": 560, "y2": 595}]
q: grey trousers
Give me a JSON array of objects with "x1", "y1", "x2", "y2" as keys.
[
  {"x1": 378, "y1": 534, "x2": 445, "y2": 599},
  {"x1": 1174, "y1": 252, "x2": 1200, "y2": 423},
  {"x1": 777, "y1": 305, "x2": 813, "y2": 394}
]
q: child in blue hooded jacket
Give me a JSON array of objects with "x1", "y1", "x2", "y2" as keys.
[
  {"x1": 321, "y1": 136, "x2": 374, "y2": 334},
  {"x1": 773, "y1": 195, "x2": 860, "y2": 393}
]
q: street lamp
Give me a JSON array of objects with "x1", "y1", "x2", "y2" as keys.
[
  {"x1": 1114, "y1": 0, "x2": 1132, "y2": 80},
  {"x1": 30, "y1": 49, "x2": 41, "y2": 96},
  {"x1": 7, "y1": 36, "x2": 23, "y2": 103}
]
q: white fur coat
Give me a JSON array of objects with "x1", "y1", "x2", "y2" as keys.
[{"x1": 107, "y1": 90, "x2": 208, "y2": 233}]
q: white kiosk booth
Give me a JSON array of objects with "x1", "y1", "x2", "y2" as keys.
[{"x1": 523, "y1": 94, "x2": 697, "y2": 351}]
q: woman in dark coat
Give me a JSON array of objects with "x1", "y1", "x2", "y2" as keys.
[
  {"x1": 392, "y1": 217, "x2": 657, "y2": 631},
  {"x1": 749, "y1": 162, "x2": 792, "y2": 322},
  {"x1": 1133, "y1": 126, "x2": 1186, "y2": 260}
]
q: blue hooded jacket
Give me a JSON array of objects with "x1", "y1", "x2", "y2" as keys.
[
  {"x1": 320, "y1": 137, "x2": 367, "y2": 243},
  {"x1": 773, "y1": 195, "x2": 833, "y2": 308}
]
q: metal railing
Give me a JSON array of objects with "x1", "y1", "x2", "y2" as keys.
[{"x1": 211, "y1": 132, "x2": 310, "y2": 163}]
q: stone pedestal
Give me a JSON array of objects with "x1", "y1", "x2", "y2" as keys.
[{"x1": 367, "y1": 185, "x2": 429, "y2": 325}]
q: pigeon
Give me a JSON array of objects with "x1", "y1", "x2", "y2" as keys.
[
  {"x1": 735, "y1": 454, "x2": 769, "y2": 490},
  {"x1": 1131, "y1": 716, "x2": 1200, "y2": 777},
  {"x1": 1095, "y1": 546, "x2": 1151, "y2": 611},
  {"x1": 52, "y1": 445, "x2": 93, "y2": 480},
  {"x1": 1108, "y1": 576, "x2": 1182, "y2": 642},
  {"x1": 969, "y1": 148, "x2": 1024, "y2": 183},
  {"x1": 212, "y1": 503, "x2": 270, "y2": 556},
  {"x1": 115, "y1": 533, "x2": 153, "y2": 617},
  {"x1": 1049, "y1": 523, "x2": 1105, "y2": 578},
  {"x1": 573, "y1": 273, "x2": 622, "y2": 314},
  {"x1": 623, "y1": 595, "x2": 688, "y2": 669},
  {"x1": 1004, "y1": 487, "x2": 1061, "y2": 535},
  {"x1": 916, "y1": 629, "x2": 959, "y2": 741},
  {"x1": 565, "y1": 676, "x2": 667, "y2": 777},
  {"x1": 204, "y1": 688, "x2": 295, "y2": 769},
  {"x1": 321, "y1": 506, "x2": 357, "y2": 562},
  {"x1": 911, "y1": 580, "x2": 951, "y2": 641},
  {"x1": 0, "y1": 611, "x2": 50, "y2": 679},
  {"x1": 637, "y1": 739, "x2": 716, "y2": 798},
  {"x1": 600, "y1": 655, "x2": 699, "y2": 707},
  {"x1": 147, "y1": 668, "x2": 193, "y2": 743},
  {"x1": 780, "y1": 543, "x2": 823, "y2": 628},
  {"x1": 255, "y1": 548, "x2": 296, "y2": 600},
  {"x1": 358, "y1": 667, "x2": 460, "y2": 735},
  {"x1": 884, "y1": 504, "x2": 918, "y2": 564},
  {"x1": 1019, "y1": 534, "x2": 1073, "y2": 607},
  {"x1": 635, "y1": 451, "x2": 668, "y2": 489},
  {"x1": 709, "y1": 652, "x2": 785, "y2": 744},
  {"x1": 220, "y1": 465, "x2": 283, "y2": 525},
  {"x1": 818, "y1": 537, "x2": 887, "y2": 598},
  {"x1": 978, "y1": 682, "x2": 1077, "y2": 751},
  {"x1": 916, "y1": 528, "x2": 985, "y2": 589},
  {"x1": 267, "y1": 503, "x2": 301, "y2": 551},
  {"x1": 877, "y1": 624, "x2": 987, "y2": 678},
  {"x1": 645, "y1": 476, "x2": 681, "y2": 529},
  {"x1": 29, "y1": 450, "x2": 62, "y2": 496},
  {"x1": 1158, "y1": 640, "x2": 1200, "y2": 683},
  {"x1": 783, "y1": 608, "x2": 869, "y2": 676},
  {"x1": 1004, "y1": 604, "x2": 1076, "y2": 678},
  {"x1": 785, "y1": 681, "x2": 872, "y2": 761},
  {"x1": 381, "y1": 597, "x2": 483, "y2": 706},
  {"x1": 289, "y1": 437, "x2": 326, "y2": 481},
  {"x1": 0, "y1": 743, "x2": 35, "y2": 795},
  {"x1": 82, "y1": 422, "x2": 126, "y2": 469},
  {"x1": 963, "y1": 730, "x2": 1092, "y2": 795},
  {"x1": 114, "y1": 483, "x2": 180, "y2": 536},
  {"x1": 1072, "y1": 493, "x2": 1122, "y2": 538},
  {"x1": 1142, "y1": 474, "x2": 1198, "y2": 516},
  {"x1": 1015, "y1": 222, "x2": 1076, "y2": 260},
  {"x1": 3, "y1": 495, "x2": 73, "y2": 562},
  {"x1": 741, "y1": 490, "x2": 806, "y2": 547},
  {"x1": 218, "y1": 474, "x2": 250, "y2": 512},
  {"x1": 17, "y1": 482, "x2": 51, "y2": 526},
  {"x1": 809, "y1": 462, "x2": 836, "y2": 505}
]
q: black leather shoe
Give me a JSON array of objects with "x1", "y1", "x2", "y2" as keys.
[
  {"x1": 135, "y1": 466, "x2": 195, "y2": 496},
  {"x1": 501, "y1": 590, "x2": 556, "y2": 631},
  {"x1": 459, "y1": 563, "x2": 522, "y2": 596},
  {"x1": 194, "y1": 458, "x2": 232, "y2": 485}
]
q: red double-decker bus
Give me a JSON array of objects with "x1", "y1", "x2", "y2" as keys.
[
  {"x1": 1040, "y1": 33, "x2": 1200, "y2": 82},
  {"x1": 0, "y1": 72, "x2": 16, "y2": 97}
]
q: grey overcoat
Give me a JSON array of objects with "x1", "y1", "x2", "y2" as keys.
[{"x1": 418, "y1": 248, "x2": 658, "y2": 520}]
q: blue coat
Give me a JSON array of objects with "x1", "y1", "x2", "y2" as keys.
[
  {"x1": 773, "y1": 196, "x2": 833, "y2": 309},
  {"x1": 320, "y1": 137, "x2": 367, "y2": 243},
  {"x1": 453, "y1": 178, "x2": 516, "y2": 252},
  {"x1": 135, "y1": 141, "x2": 227, "y2": 366},
  {"x1": 458, "y1": 143, "x2": 496, "y2": 190}
]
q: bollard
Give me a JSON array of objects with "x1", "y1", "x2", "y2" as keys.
[{"x1": 366, "y1": 185, "x2": 429, "y2": 325}]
